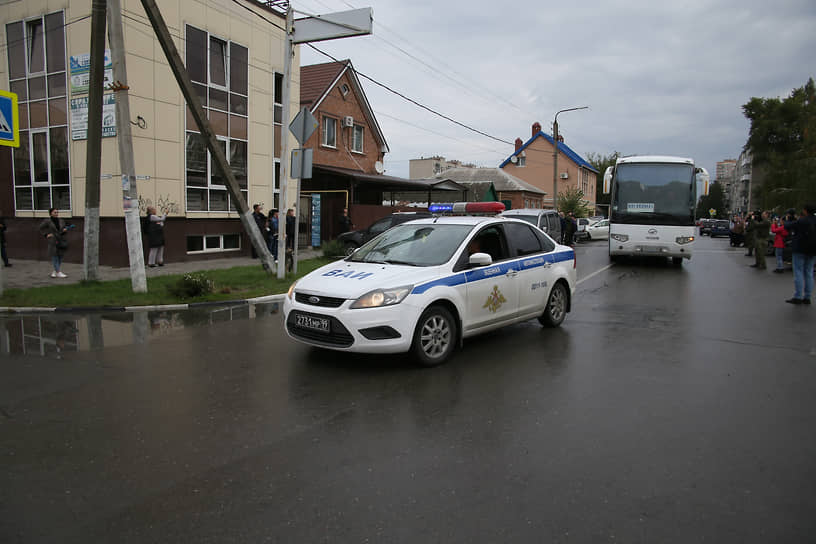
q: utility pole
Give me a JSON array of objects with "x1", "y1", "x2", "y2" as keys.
[
  {"x1": 276, "y1": 6, "x2": 294, "y2": 280},
  {"x1": 83, "y1": 0, "x2": 107, "y2": 281},
  {"x1": 107, "y1": 0, "x2": 147, "y2": 293},
  {"x1": 552, "y1": 106, "x2": 588, "y2": 210},
  {"x1": 139, "y1": 0, "x2": 275, "y2": 272},
  {"x1": 276, "y1": 7, "x2": 372, "y2": 278}
]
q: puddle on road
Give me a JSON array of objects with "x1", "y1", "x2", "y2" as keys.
[{"x1": 0, "y1": 302, "x2": 281, "y2": 357}]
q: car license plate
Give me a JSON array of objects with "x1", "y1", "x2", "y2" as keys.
[{"x1": 295, "y1": 314, "x2": 330, "y2": 333}]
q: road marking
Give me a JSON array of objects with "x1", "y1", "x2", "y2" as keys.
[{"x1": 577, "y1": 263, "x2": 615, "y2": 285}]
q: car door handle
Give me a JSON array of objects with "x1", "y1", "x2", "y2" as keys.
[{"x1": 505, "y1": 269, "x2": 518, "y2": 278}]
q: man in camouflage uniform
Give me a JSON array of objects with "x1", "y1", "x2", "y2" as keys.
[{"x1": 747, "y1": 211, "x2": 770, "y2": 269}]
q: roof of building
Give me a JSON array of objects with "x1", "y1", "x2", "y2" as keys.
[
  {"x1": 436, "y1": 167, "x2": 546, "y2": 195},
  {"x1": 500, "y1": 132, "x2": 599, "y2": 173},
  {"x1": 300, "y1": 60, "x2": 389, "y2": 153},
  {"x1": 314, "y1": 165, "x2": 466, "y2": 193}
]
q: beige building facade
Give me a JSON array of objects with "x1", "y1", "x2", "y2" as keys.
[
  {"x1": 0, "y1": 0, "x2": 299, "y2": 266},
  {"x1": 500, "y1": 122, "x2": 598, "y2": 211}
]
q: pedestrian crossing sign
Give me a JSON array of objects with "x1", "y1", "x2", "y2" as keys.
[{"x1": 0, "y1": 89, "x2": 20, "y2": 148}]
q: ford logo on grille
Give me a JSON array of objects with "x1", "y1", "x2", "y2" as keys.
[
  {"x1": 308, "y1": 296, "x2": 320, "y2": 304},
  {"x1": 648, "y1": 228, "x2": 658, "y2": 234}
]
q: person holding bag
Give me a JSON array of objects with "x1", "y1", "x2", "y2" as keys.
[{"x1": 39, "y1": 207, "x2": 70, "y2": 278}]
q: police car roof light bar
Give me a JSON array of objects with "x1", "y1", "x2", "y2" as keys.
[{"x1": 428, "y1": 202, "x2": 506, "y2": 215}]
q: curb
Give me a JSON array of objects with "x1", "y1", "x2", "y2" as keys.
[{"x1": 0, "y1": 293, "x2": 286, "y2": 314}]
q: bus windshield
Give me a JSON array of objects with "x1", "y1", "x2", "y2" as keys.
[{"x1": 611, "y1": 163, "x2": 695, "y2": 226}]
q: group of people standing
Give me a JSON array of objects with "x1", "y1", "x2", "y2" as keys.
[
  {"x1": 730, "y1": 204, "x2": 816, "y2": 304},
  {"x1": 252, "y1": 204, "x2": 296, "y2": 264},
  {"x1": 559, "y1": 211, "x2": 578, "y2": 246}
]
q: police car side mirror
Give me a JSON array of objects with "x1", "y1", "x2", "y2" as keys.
[{"x1": 469, "y1": 252, "x2": 492, "y2": 267}]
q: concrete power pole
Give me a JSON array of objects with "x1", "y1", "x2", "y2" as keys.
[
  {"x1": 139, "y1": 0, "x2": 275, "y2": 272},
  {"x1": 276, "y1": 7, "x2": 293, "y2": 280},
  {"x1": 83, "y1": 0, "x2": 107, "y2": 281},
  {"x1": 107, "y1": 0, "x2": 147, "y2": 292}
]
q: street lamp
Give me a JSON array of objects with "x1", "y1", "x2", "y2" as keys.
[{"x1": 552, "y1": 106, "x2": 588, "y2": 210}]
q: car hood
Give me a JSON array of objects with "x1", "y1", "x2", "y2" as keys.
[{"x1": 294, "y1": 260, "x2": 443, "y2": 300}]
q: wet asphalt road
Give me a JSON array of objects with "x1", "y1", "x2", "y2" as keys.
[{"x1": 2, "y1": 236, "x2": 816, "y2": 543}]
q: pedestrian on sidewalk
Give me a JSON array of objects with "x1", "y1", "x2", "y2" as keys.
[
  {"x1": 0, "y1": 216, "x2": 10, "y2": 267},
  {"x1": 39, "y1": 208, "x2": 70, "y2": 278},
  {"x1": 251, "y1": 204, "x2": 268, "y2": 259},
  {"x1": 145, "y1": 206, "x2": 166, "y2": 267},
  {"x1": 784, "y1": 203, "x2": 816, "y2": 305}
]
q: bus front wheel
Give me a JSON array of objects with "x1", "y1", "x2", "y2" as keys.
[{"x1": 671, "y1": 257, "x2": 683, "y2": 267}]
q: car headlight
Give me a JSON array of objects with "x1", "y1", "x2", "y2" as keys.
[
  {"x1": 350, "y1": 285, "x2": 413, "y2": 309},
  {"x1": 611, "y1": 233, "x2": 629, "y2": 242},
  {"x1": 675, "y1": 236, "x2": 694, "y2": 244},
  {"x1": 287, "y1": 280, "x2": 298, "y2": 301}
]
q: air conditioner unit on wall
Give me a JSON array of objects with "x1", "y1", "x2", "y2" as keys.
[
  {"x1": 560, "y1": 172, "x2": 569, "y2": 179},
  {"x1": 343, "y1": 116, "x2": 354, "y2": 127}
]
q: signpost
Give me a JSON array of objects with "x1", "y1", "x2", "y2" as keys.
[{"x1": 276, "y1": 9, "x2": 372, "y2": 278}]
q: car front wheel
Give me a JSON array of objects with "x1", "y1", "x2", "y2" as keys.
[
  {"x1": 411, "y1": 305, "x2": 457, "y2": 366},
  {"x1": 539, "y1": 282, "x2": 567, "y2": 327}
]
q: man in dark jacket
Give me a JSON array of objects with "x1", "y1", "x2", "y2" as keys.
[
  {"x1": 285, "y1": 208, "x2": 296, "y2": 251},
  {"x1": 251, "y1": 204, "x2": 267, "y2": 258},
  {"x1": 784, "y1": 203, "x2": 816, "y2": 305},
  {"x1": 747, "y1": 211, "x2": 770, "y2": 269},
  {"x1": 563, "y1": 212, "x2": 577, "y2": 246}
]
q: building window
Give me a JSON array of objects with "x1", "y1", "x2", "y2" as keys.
[
  {"x1": 518, "y1": 156, "x2": 526, "y2": 167},
  {"x1": 339, "y1": 83, "x2": 350, "y2": 97},
  {"x1": 322, "y1": 116, "x2": 336, "y2": 148},
  {"x1": 186, "y1": 233, "x2": 242, "y2": 253},
  {"x1": 273, "y1": 72, "x2": 283, "y2": 125},
  {"x1": 351, "y1": 124, "x2": 364, "y2": 153},
  {"x1": 6, "y1": 12, "x2": 69, "y2": 211},
  {"x1": 184, "y1": 25, "x2": 248, "y2": 212}
]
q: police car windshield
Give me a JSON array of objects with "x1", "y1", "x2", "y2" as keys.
[{"x1": 348, "y1": 224, "x2": 473, "y2": 266}]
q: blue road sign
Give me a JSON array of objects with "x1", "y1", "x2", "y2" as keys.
[{"x1": 0, "y1": 90, "x2": 20, "y2": 148}]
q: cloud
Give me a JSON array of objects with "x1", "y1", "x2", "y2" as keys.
[{"x1": 298, "y1": 0, "x2": 816, "y2": 178}]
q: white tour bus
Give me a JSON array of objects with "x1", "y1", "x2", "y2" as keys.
[{"x1": 603, "y1": 155, "x2": 710, "y2": 267}]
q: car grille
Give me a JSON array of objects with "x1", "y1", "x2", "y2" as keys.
[
  {"x1": 295, "y1": 292, "x2": 345, "y2": 308},
  {"x1": 286, "y1": 311, "x2": 354, "y2": 347}
]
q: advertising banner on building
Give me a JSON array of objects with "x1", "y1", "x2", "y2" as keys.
[
  {"x1": 70, "y1": 50, "x2": 113, "y2": 94},
  {"x1": 70, "y1": 94, "x2": 117, "y2": 140}
]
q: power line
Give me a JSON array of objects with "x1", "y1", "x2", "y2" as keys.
[{"x1": 307, "y1": 43, "x2": 514, "y2": 147}]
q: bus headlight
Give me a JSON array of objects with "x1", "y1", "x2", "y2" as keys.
[
  {"x1": 675, "y1": 236, "x2": 694, "y2": 245},
  {"x1": 350, "y1": 285, "x2": 413, "y2": 309},
  {"x1": 611, "y1": 234, "x2": 629, "y2": 242}
]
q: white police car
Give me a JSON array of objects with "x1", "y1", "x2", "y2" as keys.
[{"x1": 284, "y1": 208, "x2": 576, "y2": 366}]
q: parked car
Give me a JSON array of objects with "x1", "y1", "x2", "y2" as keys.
[
  {"x1": 337, "y1": 211, "x2": 432, "y2": 255},
  {"x1": 584, "y1": 219, "x2": 610, "y2": 240},
  {"x1": 709, "y1": 220, "x2": 731, "y2": 238},
  {"x1": 499, "y1": 208, "x2": 562, "y2": 243},
  {"x1": 284, "y1": 215, "x2": 577, "y2": 366},
  {"x1": 699, "y1": 219, "x2": 714, "y2": 236}
]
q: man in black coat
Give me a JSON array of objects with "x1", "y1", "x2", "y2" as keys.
[
  {"x1": 285, "y1": 208, "x2": 296, "y2": 251},
  {"x1": 251, "y1": 204, "x2": 268, "y2": 258}
]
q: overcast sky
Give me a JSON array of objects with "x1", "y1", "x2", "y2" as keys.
[{"x1": 296, "y1": 0, "x2": 816, "y2": 180}]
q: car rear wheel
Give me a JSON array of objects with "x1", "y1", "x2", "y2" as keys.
[
  {"x1": 539, "y1": 282, "x2": 567, "y2": 328},
  {"x1": 411, "y1": 305, "x2": 457, "y2": 366}
]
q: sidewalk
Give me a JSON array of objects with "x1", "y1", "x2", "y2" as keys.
[{"x1": 0, "y1": 247, "x2": 322, "y2": 291}]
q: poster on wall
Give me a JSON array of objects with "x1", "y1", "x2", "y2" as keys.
[
  {"x1": 70, "y1": 94, "x2": 117, "y2": 140},
  {"x1": 311, "y1": 194, "x2": 321, "y2": 247},
  {"x1": 70, "y1": 50, "x2": 113, "y2": 94}
]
